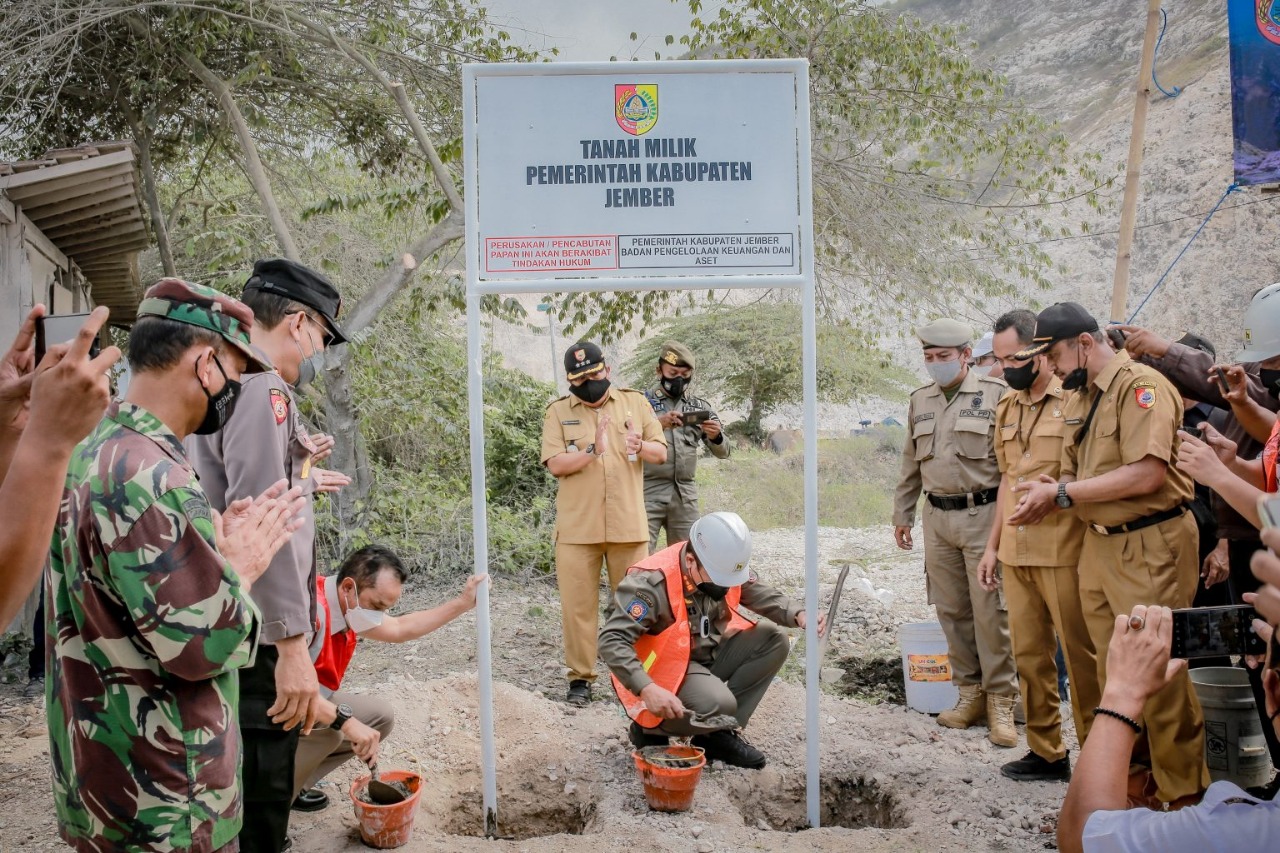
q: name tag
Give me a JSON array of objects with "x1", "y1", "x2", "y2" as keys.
[
  {"x1": 958, "y1": 409, "x2": 993, "y2": 419},
  {"x1": 561, "y1": 419, "x2": 581, "y2": 425},
  {"x1": 1065, "y1": 418, "x2": 1084, "y2": 425},
  {"x1": 913, "y1": 412, "x2": 935, "y2": 423}
]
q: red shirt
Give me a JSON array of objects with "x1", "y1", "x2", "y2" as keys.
[
  {"x1": 313, "y1": 576, "x2": 358, "y2": 691},
  {"x1": 1264, "y1": 420, "x2": 1280, "y2": 495}
]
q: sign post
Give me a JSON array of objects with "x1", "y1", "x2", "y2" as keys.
[{"x1": 462, "y1": 59, "x2": 818, "y2": 834}]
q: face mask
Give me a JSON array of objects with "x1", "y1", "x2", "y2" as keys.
[
  {"x1": 696, "y1": 581, "x2": 730, "y2": 601},
  {"x1": 1003, "y1": 360, "x2": 1039, "y2": 391},
  {"x1": 1062, "y1": 343, "x2": 1088, "y2": 392},
  {"x1": 660, "y1": 376, "x2": 688, "y2": 399},
  {"x1": 971, "y1": 363, "x2": 995, "y2": 378},
  {"x1": 569, "y1": 376, "x2": 610, "y2": 404},
  {"x1": 1260, "y1": 368, "x2": 1280, "y2": 400},
  {"x1": 293, "y1": 321, "x2": 323, "y2": 389},
  {"x1": 343, "y1": 587, "x2": 385, "y2": 634},
  {"x1": 925, "y1": 359, "x2": 963, "y2": 388},
  {"x1": 193, "y1": 353, "x2": 242, "y2": 435}
]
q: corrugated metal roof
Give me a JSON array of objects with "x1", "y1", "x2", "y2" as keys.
[{"x1": 0, "y1": 142, "x2": 149, "y2": 323}]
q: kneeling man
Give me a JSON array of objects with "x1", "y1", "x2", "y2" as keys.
[{"x1": 600, "y1": 511, "x2": 823, "y2": 769}]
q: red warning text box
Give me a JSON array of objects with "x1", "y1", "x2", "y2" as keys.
[{"x1": 485, "y1": 235, "x2": 618, "y2": 273}]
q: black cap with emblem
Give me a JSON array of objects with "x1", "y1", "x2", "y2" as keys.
[
  {"x1": 243, "y1": 258, "x2": 348, "y2": 345},
  {"x1": 1013, "y1": 302, "x2": 1100, "y2": 360},
  {"x1": 564, "y1": 341, "x2": 606, "y2": 379}
]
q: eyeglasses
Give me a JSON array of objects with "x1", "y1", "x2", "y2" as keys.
[{"x1": 292, "y1": 312, "x2": 336, "y2": 347}]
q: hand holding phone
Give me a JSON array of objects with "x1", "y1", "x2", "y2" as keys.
[
  {"x1": 1215, "y1": 367, "x2": 1231, "y2": 396},
  {"x1": 36, "y1": 313, "x2": 100, "y2": 363},
  {"x1": 679, "y1": 409, "x2": 713, "y2": 426},
  {"x1": 1170, "y1": 605, "x2": 1268, "y2": 658}
]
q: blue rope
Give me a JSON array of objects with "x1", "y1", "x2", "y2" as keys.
[
  {"x1": 1124, "y1": 183, "x2": 1242, "y2": 324},
  {"x1": 1153, "y1": 8, "x2": 1182, "y2": 98}
]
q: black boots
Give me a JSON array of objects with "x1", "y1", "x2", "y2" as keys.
[{"x1": 692, "y1": 729, "x2": 766, "y2": 769}]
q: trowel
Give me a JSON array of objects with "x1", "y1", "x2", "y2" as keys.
[
  {"x1": 365, "y1": 761, "x2": 406, "y2": 805},
  {"x1": 815, "y1": 562, "x2": 852, "y2": 663}
]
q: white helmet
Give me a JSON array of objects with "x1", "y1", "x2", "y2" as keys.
[
  {"x1": 972, "y1": 331, "x2": 995, "y2": 360},
  {"x1": 1235, "y1": 282, "x2": 1280, "y2": 362},
  {"x1": 688, "y1": 511, "x2": 752, "y2": 587}
]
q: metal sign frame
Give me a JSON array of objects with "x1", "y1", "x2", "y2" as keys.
[{"x1": 462, "y1": 58, "x2": 821, "y2": 834}]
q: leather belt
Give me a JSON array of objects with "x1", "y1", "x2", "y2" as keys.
[
  {"x1": 927, "y1": 487, "x2": 998, "y2": 511},
  {"x1": 1088, "y1": 504, "x2": 1188, "y2": 536}
]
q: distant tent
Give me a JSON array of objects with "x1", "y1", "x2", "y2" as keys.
[{"x1": 881, "y1": 417, "x2": 903, "y2": 427}]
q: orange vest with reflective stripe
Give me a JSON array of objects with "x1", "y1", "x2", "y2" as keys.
[{"x1": 610, "y1": 544, "x2": 755, "y2": 729}]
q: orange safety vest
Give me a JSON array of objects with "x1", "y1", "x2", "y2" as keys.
[{"x1": 610, "y1": 543, "x2": 755, "y2": 729}]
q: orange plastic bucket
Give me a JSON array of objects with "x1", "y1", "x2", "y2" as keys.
[
  {"x1": 349, "y1": 770, "x2": 422, "y2": 849},
  {"x1": 632, "y1": 745, "x2": 706, "y2": 812}
]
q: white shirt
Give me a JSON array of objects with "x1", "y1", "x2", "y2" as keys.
[{"x1": 1083, "y1": 781, "x2": 1280, "y2": 851}]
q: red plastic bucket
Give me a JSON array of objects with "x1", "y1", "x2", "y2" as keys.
[
  {"x1": 349, "y1": 770, "x2": 422, "y2": 849},
  {"x1": 632, "y1": 745, "x2": 706, "y2": 812}
]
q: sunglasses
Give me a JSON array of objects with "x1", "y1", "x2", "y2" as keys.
[{"x1": 292, "y1": 311, "x2": 336, "y2": 347}]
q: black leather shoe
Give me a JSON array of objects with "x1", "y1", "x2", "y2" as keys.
[
  {"x1": 566, "y1": 679, "x2": 591, "y2": 707},
  {"x1": 628, "y1": 721, "x2": 669, "y2": 749},
  {"x1": 291, "y1": 788, "x2": 329, "y2": 812},
  {"x1": 691, "y1": 729, "x2": 766, "y2": 769},
  {"x1": 1000, "y1": 750, "x2": 1071, "y2": 782}
]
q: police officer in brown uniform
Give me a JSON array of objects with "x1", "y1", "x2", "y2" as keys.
[
  {"x1": 643, "y1": 341, "x2": 730, "y2": 552},
  {"x1": 541, "y1": 342, "x2": 667, "y2": 707},
  {"x1": 893, "y1": 318, "x2": 1019, "y2": 746},
  {"x1": 978, "y1": 310, "x2": 1101, "y2": 781},
  {"x1": 188, "y1": 258, "x2": 349, "y2": 853},
  {"x1": 1008, "y1": 302, "x2": 1208, "y2": 807},
  {"x1": 599, "y1": 511, "x2": 822, "y2": 768}
]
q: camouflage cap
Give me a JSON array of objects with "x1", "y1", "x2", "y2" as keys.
[
  {"x1": 136, "y1": 279, "x2": 272, "y2": 372},
  {"x1": 658, "y1": 340, "x2": 695, "y2": 370},
  {"x1": 916, "y1": 318, "x2": 972, "y2": 349}
]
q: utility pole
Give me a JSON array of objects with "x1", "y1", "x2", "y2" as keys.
[{"x1": 537, "y1": 302, "x2": 558, "y2": 392}]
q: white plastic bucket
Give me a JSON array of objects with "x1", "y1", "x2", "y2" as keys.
[
  {"x1": 899, "y1": 621, "x2": 958, "y2": 714},
  {"x1": 1190, "y1": 667, "x2": 1272, "y2": 789}
]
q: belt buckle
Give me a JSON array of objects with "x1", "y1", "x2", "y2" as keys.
[
  {"x1": 1090, "y1": 523, "x2": 1109, "y2": 536},
  {"x1": 966, "y1": 492, "x2": 978, "y2": 515}
]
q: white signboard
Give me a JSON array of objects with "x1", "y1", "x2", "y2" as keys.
[{"x1": 465, "y1": 63, "x2": 806, "y2": 285}]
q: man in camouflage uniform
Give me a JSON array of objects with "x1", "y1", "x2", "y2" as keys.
[
  {"x1": 46, "y1": 280, "x2": 292, "y2": 853},
  {"x1": 643, "y1": 341, "x2": 730, "y2": 552}
]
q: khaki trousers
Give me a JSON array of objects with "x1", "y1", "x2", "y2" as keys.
[
  {"x1": 646, "y1": 491, "x2": 700, "y2": 553},
  {"x1": 651, "y1": 622, "x2": 791, "y2": 737},
  {"x1": 292, "y1": 691, "x2": 395, "y2": 799},
  {"x1": 1003, "y1": 563, "x2": 1100, "y2": 761},
  {"x1": 556, "y1": 540, "x2": 649, "y2": 682},
  {"x1": 923, "y1": 502, "x2": 1017, "y2": 695},
  {"x1": 1078, "y1": 511, "x2": 1209, "y2": 802}
]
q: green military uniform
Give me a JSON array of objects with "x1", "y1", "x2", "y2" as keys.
[
  {"x1": 541, "y1": 385, "x2": 666, "y2": 684},
  {"x1": 642, "y1": 343, "x2": 730, "y2": 552},
  {"x1": 1060, "y1": 350, "x2": 1208, "y2": 802},
  {"x1": 599, "y1": 549, "x2": 799, "y2": 736},
  {"x1": 893, "y1": 326, "x2": 1017, "y2": 698},
  {"x1": 48, "y1": 404, "x2": 259, "y2": 853}
]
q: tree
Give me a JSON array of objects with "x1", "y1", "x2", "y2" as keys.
[{"x1": 624, "y1": 302, "x2": 915, "y2": 441}]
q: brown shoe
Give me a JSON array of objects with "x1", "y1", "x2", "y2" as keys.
[
  {"x1": 987, "y1": 694, "x2": 1018, "y2": 747},
  {"x1": 938, "y1": 685, "x2": 987, "y2": 729}
]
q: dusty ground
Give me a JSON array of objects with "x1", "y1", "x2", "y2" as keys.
[{"x1": 0, "y1": 526, "x2": 1078, "y2": 852}]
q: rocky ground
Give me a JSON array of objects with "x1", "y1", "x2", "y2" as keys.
[{"x1": 0, "y1": 524, "x2": 1086, "y2": 852}]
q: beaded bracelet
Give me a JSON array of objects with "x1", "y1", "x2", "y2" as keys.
[{"x1": 1094, "y1": 706, "x2": 1142, "y2": 733}]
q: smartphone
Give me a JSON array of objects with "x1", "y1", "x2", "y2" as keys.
[
  {"x1": 1106, "y1": 328, "x2": 1127, "y2": 351},
  {"x1": 1215, "y1": 367, "x2": 1231, "y2": 396},
  {"x1": 1258, "y1": 493, "x2": 1280, "y2": 528},
  {"x1": 680, "y1": 409, "x2": 714, "y2": 426},
  {"x1": 36, "y1": 313, "x2": 98, "y2": 362},
  {"x1": 1181, "y1": 425, "x2": 1204, "y2": 441},
  {"x1": 1170, "y1": 605, "x2": 1268, "y2": 659}
]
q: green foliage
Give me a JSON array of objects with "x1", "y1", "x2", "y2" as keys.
[
  {"x1": 624, "y1": 303, "x2": 914, "y2": 440},
  {"x1": 698, "y1": 432, "x2": 906, "y2": 529}
]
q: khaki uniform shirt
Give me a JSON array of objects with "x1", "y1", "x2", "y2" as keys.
[
  {"x1": 893, "y1": 369, "x2": 1007, "y2": 527},
  {"x1": 1060, "y1": 351, "x2": 1194, "y2": 528},
  {"x1": 599, "y1": 553, "x2": 803, "y2": 695},
  {"x1": 541, "y1": 387, "x2": 666, "y2": 544},
  {"x1": 187, "y1": 371, "x2": 319, "y2": 643},
  {"x1": 994, "y1": 379, "x2": 1084, "y2": 567}
]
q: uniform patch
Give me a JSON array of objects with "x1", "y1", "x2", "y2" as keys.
[
  {"x1": 270, "y1": 389, "x2": 289, "y2": 425},
  {"x1": 912, "y1": 412, "x2": 935, "y2": 423},
  {"x1": 1134, "y1": 386, "x2": 1156, "y2": 409},
  {"x1": 958, "y1": 409, "x2": 994, "y2": 419},
  {"x1": 626, "y1": 598, "x2": 650, "y2": 622},
  {"x1": 971, "y1": 393, "x2": 983, "y2": 407},
  {"x1": 182, "y1": 496, "x2": 212, "y2": 524}
]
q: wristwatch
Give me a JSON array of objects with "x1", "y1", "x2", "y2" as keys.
[
  {"x1": 1055, "y1": 483, "x2": 1073, "y2": 509},
  {"x1": 332, "y1": 702, "x2": 354, "y2": 730},
  {"x1": 585, "y1": 443, "x2": 600, "y2": 457}
]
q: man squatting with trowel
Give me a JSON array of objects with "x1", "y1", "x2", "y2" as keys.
[{"x1": 599, "y1": 511, "x2": 826, "y2": 768}]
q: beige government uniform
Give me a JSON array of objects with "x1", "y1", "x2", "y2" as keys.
[
  {"x1": 541, "y1": 387, "x2": 666, "y2": 683},
  {"x1": 894, "y1": 369, "x2": 1017, "y2": 696},
  {"x1": 994, "y1": 378, "x2": 1100, "y2": 761},
  {"x1": 1060, "y1": 350, "x2": 1208, "y2": 802},
  {"x1": 599, "y1": 557, "x2": 799, "y2": 736}
]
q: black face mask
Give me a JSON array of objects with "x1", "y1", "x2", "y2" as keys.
[
  {"x1": 1003, "y1": 360, "x2": 1039, "y2": 392},
  {"x1": 660, "y1": 376, "x2": 688, "y2": 399},
  {"x1": 1061, "y1": 344, "x2": 1088, "y2": 392},
  {"x1": 569, "y1": 376, "x2": 610, "y2": 404},
  {"x1": 193, "y1": 353, "x2": 242, "y2": 435},
  {"x1": 696, "y1": 581, "x2": 730, "y2": 601},
  {"x1": 1260, "y1": 368, "x2": 1280, "y2": 400}
]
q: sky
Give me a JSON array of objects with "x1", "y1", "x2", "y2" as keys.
[{"x1": 478, "y1": 0, "x2": 714, "y2": 62}]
